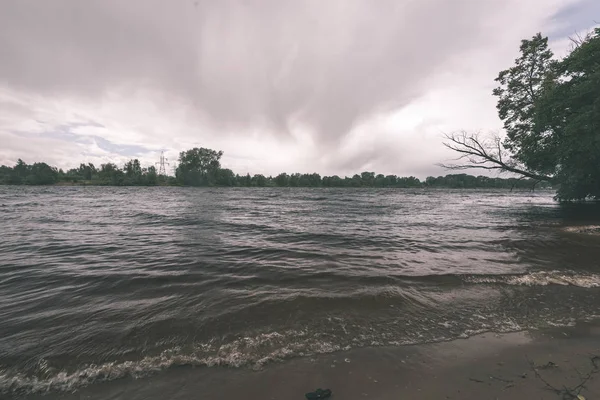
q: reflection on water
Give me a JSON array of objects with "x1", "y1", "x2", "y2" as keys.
[{"x1": 0, "y1": 187, "x2": 599, "y2": 395}]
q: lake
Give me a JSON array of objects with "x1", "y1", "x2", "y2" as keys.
[{"x1": 1, "y1": 186, "x2": 600, "y2": 397}]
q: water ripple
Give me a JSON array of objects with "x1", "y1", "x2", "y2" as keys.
[{"x1": 1, "y1": 186, "x2": 600, "y2": 396}]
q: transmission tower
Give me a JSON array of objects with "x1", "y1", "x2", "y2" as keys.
[{"x1": 155, "y1": 151, "x2": 169, "y2": 176}]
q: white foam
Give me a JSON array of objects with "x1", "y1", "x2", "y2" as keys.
[
  {"x1": 465, "y1": 271, "x2": 600, "y2": 288},
  {"x1": 563, "y1": 225, "x2": 600, "y2": 235},
  {"x1": 0, "y1": 306, "x2": 589, "y2": 396},
  {"x1": 0, "y1": 329, "x2": 343, "y2": 395}
]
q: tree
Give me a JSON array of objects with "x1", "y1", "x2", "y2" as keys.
[
  {"x1": 350, "y1": 174, "x2": 362, "y2": 187},
  {"x1": 443, "y1": 29, "x2": 600, "y2": 200},
  {"x1": 0, "y1": 165, "x2": 12, "y2": 184},
  {"x1": 176, "y1": 147, "x2": 223, "y2": 186},
  {"x1": 360, "y1": 171, "x2": 375, "y2": 187},
  {"x1": 26, "y1": 162, "x2": 58, "y2": 185},
  {"x1": 144, "y1": 165, "x2": 158, "y2": 185},
  {"x1": 289, "y1": 173, "x2": 300, "y2": 187},
  {"x1": 124, "y1": 159, "x2": 142, "y2": 184},
  {"x1": 12, "y1": 159, "x2": 29, "y2": 184},
  {"x1": 535, "y1": 28, "x2": 600, "y2": 200},
  {"x1": 78, "y1": 163, "x2": 96, "y2": 180},
  {"x1": 237, "y1": 173, "x2": 252, "y2": 187},
  {"x1": 274, "y1": 173, "x2": 289, "y2": 187},
  {"x1": 323, "y1": 175, "x2": 343, "y2": 187},
  {"x1": 251, "y1": 174, "x2": 268, "y2": 187},
  {"x1": 215, "y1": 168, "x2": 236, "y2": 186},
  {"x1": 306, "y1": 173, "x2": 321, "y2": 187},
  {"x1": 493, "y1": 33, "x2": 557, "y2": 174},
  {"x1": 98, "y1": 163, "x2": 124, "y2": 185}
]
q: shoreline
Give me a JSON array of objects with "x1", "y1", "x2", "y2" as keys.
[{"x1": 28, "y1": 321, "x2": 600, "y2": 400}]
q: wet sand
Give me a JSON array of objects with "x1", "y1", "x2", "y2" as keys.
[{"x1": 32, "y1": 322, "x2": 600, "y2": 400}]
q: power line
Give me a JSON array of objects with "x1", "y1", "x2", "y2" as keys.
[{"x1": 155, "y1": 151, "x2": 169, "y2": 176}]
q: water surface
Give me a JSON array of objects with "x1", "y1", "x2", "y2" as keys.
[{"x1": 1, "y1": 187, "x2": 599, "y2": 396}]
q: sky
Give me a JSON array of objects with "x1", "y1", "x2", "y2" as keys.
[{"x1": 1, "y1": 0, "x2": 599, "y2": 178}]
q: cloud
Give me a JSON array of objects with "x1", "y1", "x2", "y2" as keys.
[
  {"x1": 0, "y1": 0, "x2": 594, "y2": 177},
  {"x1": 1, "y1": 0, "x2": 498, "y2": 138}
]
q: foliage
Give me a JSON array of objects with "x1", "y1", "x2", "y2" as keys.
[
  {"x1": 444, "y1": 29, "x2": 600, "y2": 201},
  {"x1": 0, "y1": 159, "x2": 59, "y2": 185},
  {"x1": 0, "y1": 158, "x2": 163, "y2": 186},
  {"x1": 0, "y1": 152, "x2": 547, "y2": 190},
  {"x1": 535, "y1": 28, "x2": 600, "y2": 200},
  {"x1": 425, "y1": 173, "x2": 550, "y2": 189},
  {"x1": 176, "y1": 147, "x2": 223, "y2": 186},
  {"x1": 493, "y1": 33, "x2": 557, "y2": 175}
]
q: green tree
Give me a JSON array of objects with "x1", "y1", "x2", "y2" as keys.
[
  {"x1": 237, "y1": 173, "x2": 252, "y2": 187},
  {"x1": 443, "y1": 29, "x2": 600, "y2": 200},
  {"x1": 176, "y1": 147, "x2": 223, "y2": 186},
  {"x1": 350, "y1": 174, "x2": 361, "y2": 187},
  {"x1": 274, "y1": 173, "x2": 289, "y2": 187},
  {"x1": 306, "y1": 173, "x2": 321, "y2": 187},
  {"x1": 252, "y1": 174, "x2": 268, "y2": 187},
  {"x1": 139, "y1": 165, "x2": 158, "y2": 185},
  {"x1": 289, "y1": 173, "x2": 300, "y2": 187},
  {"x1": 323, "y1": 175, "x2": 343, "y2": 187},
  {"x1": 535, "y1": 28, "x2": 600, "y2": 200},
  {"x1": 98, "y1": 163, "x2": 124, "y2": 185},
  {"x1": 78, "y1": 163, "x2": 96, "y2": 180},
  {"x1": 216, "y1": 168, "x2": 236, "y2": 186},
  {"x1": 0, "y1": 165, "x2": 12, "y2": 184},
  {"x1": 26, "y1": 162, "x2": 59, "y2": 185},
  {"x1": 124, "y1": 159, "x2": 143, "y2": 184},
  {"x1": 493, "y1": 33, "x2": 557, "y2": 174},
  {"x1": 12, "y1": 159, "x2": 29, "y2": 184},
  {"x1": 360, "y1": 171, "x2": 375, "y2": 187}
]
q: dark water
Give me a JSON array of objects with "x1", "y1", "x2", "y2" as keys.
[{"x1": 1, "y1": 186, "x2": 600, "y2": 397}]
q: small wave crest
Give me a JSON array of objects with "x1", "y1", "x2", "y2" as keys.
[
  {"x1": 0, "y1": 330, "x2": 348, "y2": 395},
  {"x1": 464, "y1": 271, "x2": 600, "y2": 288},
  {"x1": 563, "y1": 225, "x2": 600, "y2": 235},
  {"x1": 0, "y1": 315, "x2": 542, "y2": 396}
]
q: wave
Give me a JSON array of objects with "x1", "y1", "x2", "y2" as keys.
[
  {"x1": 0, "y1": 330, "x2": 482, "y2": 395},
  {"x1": 0, "y1": 312, "x2": 578, "y2": 396},
  {"x1": 0, "y1": 330, "x2": 352, "y2": 395},
  {"x1": 463, "y1": 270, "x2": 600, "y2": 288},
  {"x1": 563, "y1": 225, "x2": 600, "y2": 235}
]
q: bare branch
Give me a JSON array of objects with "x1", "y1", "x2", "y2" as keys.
[
  {"x1": 569, "y1": 29, "x2": 594, "y2": 51},
  {"x1": 440, "y1": 131, "x2": 553, "y2": 182}
]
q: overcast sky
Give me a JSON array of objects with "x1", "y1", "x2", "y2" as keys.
[{"x1": 1, "y1": 0, "x2": 598, "y2": 178}]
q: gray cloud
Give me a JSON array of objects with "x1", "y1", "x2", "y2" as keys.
[
  {"x1": 550, "y1": 0, "x2": 600, "y2": 38},
  {"x1": 1, "y1": 0, "x2": 504, "y2": 144},
  {"x1": 1, "y1": 0, "x2": 592, "y2": 176}
]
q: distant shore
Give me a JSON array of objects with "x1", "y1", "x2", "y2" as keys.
[
  {"x1": 30, "y1": 321, "x2": 600, "y2": 400},
  {"x1": 1, "y1": 158, "x2": 552, "y2": 189},
  {"x1": 3, "y1": 182, "x2": 554, "y2": 190}
]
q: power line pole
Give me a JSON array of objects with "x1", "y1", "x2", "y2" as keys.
[{"x1": 155, "y1": 151, "x2": 169, "y2": 176}]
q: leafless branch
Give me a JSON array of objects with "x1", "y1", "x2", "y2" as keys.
[
  {"x1": 439, "y1": 131, "x2": 552, "y2": 182},
  {"x1": 569, "y1": 30, "x2": 595, "y2": 51}
]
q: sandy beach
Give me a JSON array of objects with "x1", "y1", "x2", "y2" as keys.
[{"x1": 27, "y1": 321, "x2": 600, "y2": 400}]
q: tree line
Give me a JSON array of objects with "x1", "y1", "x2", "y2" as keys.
[
  {"x1": 0, "y1": 149, "x2": 547, "y2": 189},
  {"x1": 0, "y1": 159, "x2": 162, "y2": 186},
  {"x1": 444, "y1": 28, "x2": 600, "y2": 200}
]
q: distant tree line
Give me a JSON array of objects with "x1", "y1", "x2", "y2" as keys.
[
  {"x1": 0, "y1": 149, "x2": 548, "y2": 189},
  {"x1": 0, "y1": 159, "x2": 162, "y2": 186}
]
